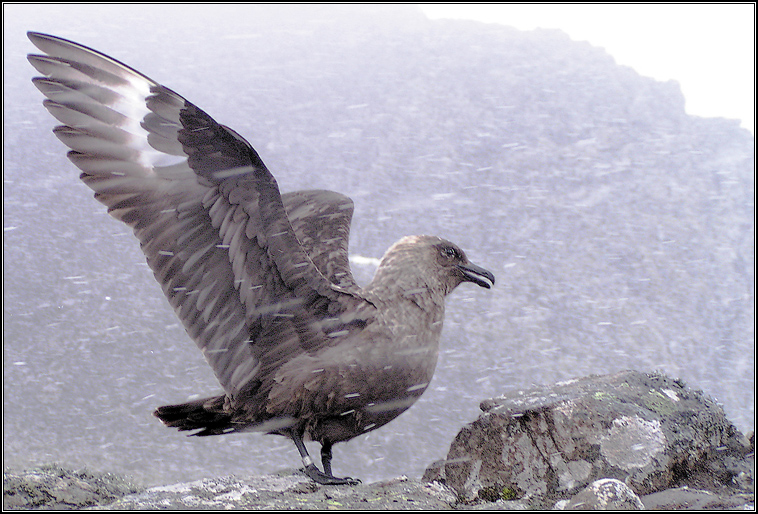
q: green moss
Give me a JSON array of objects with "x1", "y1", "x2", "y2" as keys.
[
  {"x1": 593, "y1": 391, "x2": 617, "y2": 403},
  {"x1": 500, "y1": 487, "x2": 518, "y2": 501},
  {"x1": 477, "y1": 485, "x2": 519, "y2": 502},
  {"x1": 644, "y1": 390, "x2": 675, "y2": 415}
]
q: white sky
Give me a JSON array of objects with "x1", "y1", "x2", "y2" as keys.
[{"x1": 421, "y1": 4, "x2": 755, "y2": 133}]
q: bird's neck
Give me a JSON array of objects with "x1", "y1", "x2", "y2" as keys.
[
  {"x1": 359, "y1": 263, "x2": 447, "y2": 385},
  {"x1": 364, "y1": 266, "x2": 446, "y2": 339},
  {"x1": 365, "y1": 262, "x2": 446, "y2": 307}
]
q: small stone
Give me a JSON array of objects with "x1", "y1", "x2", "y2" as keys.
[{"x1": 562, "y1": 478, "x2": 644, "y2": 510}]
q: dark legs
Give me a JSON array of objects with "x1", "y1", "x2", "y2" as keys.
[
  {"x1": 290, "y1": 431, "x2": 360, "y2": 485},
  {"x1": 320, "y1": 440, "x2": 335, "y2": 477}
]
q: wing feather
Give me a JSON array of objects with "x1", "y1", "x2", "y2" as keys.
[
  {"x1": 282, "y1": 190, "x2": 357, "y2": 291},
  {"x1": 28, "y1": 32, "x2": 366, "y2": 401}
]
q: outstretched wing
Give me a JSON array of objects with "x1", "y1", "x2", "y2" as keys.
[
  {"x1": 27, "y1": 32, "x2": 363, "y2": 399},
  {"x1": 282, "y1": 190, "x2": 358, "y2": 291}
]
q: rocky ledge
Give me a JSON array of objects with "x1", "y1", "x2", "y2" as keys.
[{"x1": 4, "y1": 371, "x2": 754, "y2": 510}]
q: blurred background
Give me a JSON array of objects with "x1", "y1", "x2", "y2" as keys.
[{"x1": 3, "y1": 4, "x2": 754, "y2": 486}]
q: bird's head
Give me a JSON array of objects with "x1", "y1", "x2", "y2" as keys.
[{"x1": 372, "y1": 235, "x2": 495, "y2": 298}]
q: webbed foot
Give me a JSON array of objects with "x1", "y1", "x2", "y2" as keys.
[{"x1": 301, "y1": 463, "x2": 360, "y2": 485}]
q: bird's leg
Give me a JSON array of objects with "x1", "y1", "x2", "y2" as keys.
[
  {"x1": 290, "y1": 431, "x2": 360, "y2": 485},
  {"x1": 320, "y1": 440, "x2": 334, "y2": 477}
]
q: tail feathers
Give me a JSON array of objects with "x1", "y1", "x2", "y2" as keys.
[{"x1": 154, "y1": 395, "x2": 233, "y2": 436}]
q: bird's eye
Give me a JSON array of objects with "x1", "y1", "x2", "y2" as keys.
[{"x1": 441, "y1": 246, "x2": 458, "y2": 260}]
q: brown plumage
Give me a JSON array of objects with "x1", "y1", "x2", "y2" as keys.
[{"x1": 27, "y1": 32, "x2": 494, "y2": 485}]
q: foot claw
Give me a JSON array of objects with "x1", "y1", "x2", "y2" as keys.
[{"x1": 301, "y1": 464, "x2": 361, "y2": 486}]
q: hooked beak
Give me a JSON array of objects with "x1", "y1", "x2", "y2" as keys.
[{"x1": 457, "y1": 262, "x2": 495, "y2": 289}]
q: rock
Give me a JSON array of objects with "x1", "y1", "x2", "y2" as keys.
[
  {"x1": 106, "y1": 472, "x2": 460, "y2": 510},
  {"x1": 3, "y1": 466, "x2": 458, "y2": 510},
  {"x1": 432, "y1": 370, "x2": 752, "y2": 507},
  {"x1": 2, "y1": 464, "x2": 141, "y2": 510},
  {"x1": 558, "y1": 478, "x2": 644, "y2": 510},
  {"x1": 109, "y1": 473, "x2": 450, "y2": 509},
  {"x1": 640, "y1": 486, "x2": 754, "y2": 510}
]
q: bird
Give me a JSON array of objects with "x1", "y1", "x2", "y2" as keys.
[{"x1": 27, "y1": 31, "x2": 495, "y2": 485}]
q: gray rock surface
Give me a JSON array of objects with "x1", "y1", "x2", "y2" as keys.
[
  {"x1": 639, "y1": 486, "x2": 755, "y2": 510},
  {"x1": 558, "y1": 478, "x2": 645, "y2": 510},
  {"x1": 101, "y1": 472, "x2": 458, "y2": 510},
  {"x1": 431, "y1": 370, "x2": 753, "y2": 507},
  {"x1": 6, "y1": 465, "x2": 754, "y2": 510},
  {"x1": 3, "y1": 466, "x2": 458, "y2": 510},
  {"x1": 2, "y1": 464, "x2": 141, "y2": 510}
]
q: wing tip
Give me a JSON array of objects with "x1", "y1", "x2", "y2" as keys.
[{"x1": 27, "y1": 31, "x2": 64, "y2": 51}]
